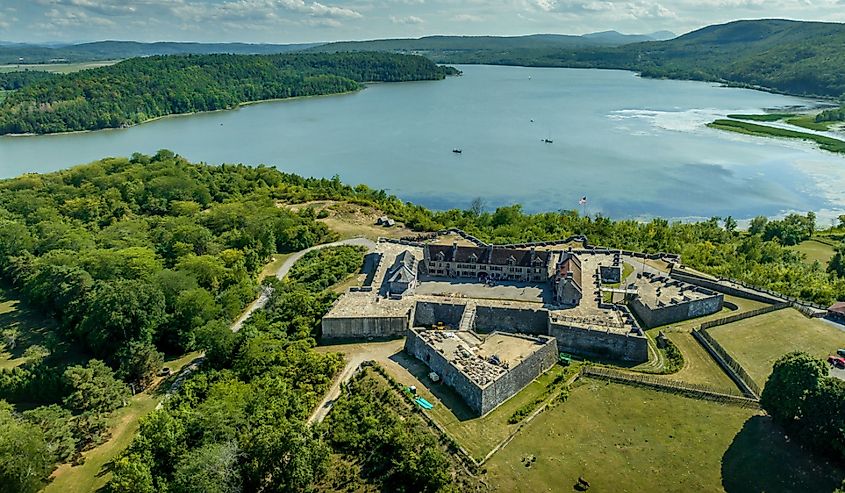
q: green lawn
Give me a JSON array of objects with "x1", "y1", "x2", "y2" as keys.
[
  {"x1": 387, "y1": 351, "x2": 570, "y2": 461},
  {"x1": 665, "y1": 332, "x2": 738, "y2": 391},
  {"x1": 484, "y1": 379, "x2": 845, "y2": 492},
  {"x1": 790, "y1": 239, "x2": 837, "y2": 265},
  {"x1": 708, "y1": 119, "x2": 845, "y2": 154},
  {"x1": 708, "y1": 308, "x2": 845, "y2": 385}
]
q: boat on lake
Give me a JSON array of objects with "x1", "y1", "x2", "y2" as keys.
[{"x1": 453, "y1": 148, "x2": 463, "y2": 153}]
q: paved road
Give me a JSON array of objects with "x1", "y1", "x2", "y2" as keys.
[{"x1": 165, "y1": 237, "x2": 377, "y2": 401}]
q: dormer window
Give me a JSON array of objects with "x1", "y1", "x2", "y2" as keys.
[
  {"x1": 532, "y1": 256, "x2": 543, "y2": 265},
  {"x1": 507, "y1": 255, "x2": 516, "y2": 265},
  {"x1": 468, "y1": 253, "x2": 478, "y2": 263},
  {"x1": 436, "y1": 251, "x2": 445, "y2": 261}
]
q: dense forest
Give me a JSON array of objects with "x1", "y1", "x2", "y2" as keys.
[
  {"x1": 315, "y1": 19, "x2": 845, "y2": 99},
  {"x1": 0, "y1": 70, "x2": 56, "y2": 90},
  {"x1": 0, "y1": 52, "x2": 458, "y2": 135}
]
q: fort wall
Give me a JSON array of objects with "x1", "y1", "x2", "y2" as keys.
[
  {"x1": 413, "y1": 301, "x2": 466, "y2": 328},
  {"x1": 321, "y1": 316, "x2": 408, "y2": 339},
  {"x1": 473, "y1": 305, "x2": 548, "y2": 335},
  {"x1": 548, "y1": 321, "x2": 648, "y2": 362},
  {"x1": 478, "y1": 335, "x2": 558, "y2": 415},
  {"x1": 629, "y1": 293, "x2": 724, "y2": 328}
]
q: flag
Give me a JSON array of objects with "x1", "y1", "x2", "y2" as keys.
[{"x1": 578, "y1": 196, "x2": 587, "y2": 205}]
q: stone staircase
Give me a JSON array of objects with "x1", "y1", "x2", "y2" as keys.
[{"x1": 458, "y1": 301, "x2": 477, "y2": 332}]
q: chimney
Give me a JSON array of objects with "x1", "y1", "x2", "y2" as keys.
[
  {"x1": 530, "y1": 246, "x2": 537, "y2": 263},
  {"x1": 486, "y1": 244, "x2": 493, "y2": 263},
  {"x1": 451, "y1": 241, "x2": 458, "y2": 261}
]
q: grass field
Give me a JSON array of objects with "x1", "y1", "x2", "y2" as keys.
[
  {"x1": 484, "y1": 379, "x2": 845, "y2": 492},
  {"x1": 0, "y1": 61, "x2": 119, "y2": 74},
  {"x1": 708, "y1": 119, "x2": 845, "y2": 154},
  {"x1": 790, "y1": 239, "x2": 837, "y2": 265},
  {"x1": 708, "y1": 308, "x2": 845, "y2": 385},
  {"x1": 665, "y1": 332, "x2": 737, "y2": 391},
  {"x1": 44, "y1": 351, "x2": 201, "y2": 493}
]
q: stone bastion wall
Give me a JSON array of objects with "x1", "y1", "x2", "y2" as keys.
[
  {"x1": 474, "y1": 305, "x2": 548, "y2": 335},
  {"x1": 321, "y1": 316, "x2": 408, "y2": 339},
  {"x1": 628, "y1": 292, "x2": 724, "y2": 328},
  {"x1": 548, "y1": 321, "x2": 649, "y2": 362}
]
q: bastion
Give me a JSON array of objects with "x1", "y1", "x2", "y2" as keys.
[{"x1": 404, "y1": 327, "x2": 558, "y2": 416}]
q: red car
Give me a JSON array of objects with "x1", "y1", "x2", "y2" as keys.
[{"x1": 828, "y1": 356, "x2": 845, "y2": 369}]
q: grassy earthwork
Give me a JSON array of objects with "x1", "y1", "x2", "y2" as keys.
[
  {"x1": 707, "y1": 308, "x2": 845, "y2": 386},
  {"x1": 484, "y1": 379, "x2": 845, "y2": 493}
]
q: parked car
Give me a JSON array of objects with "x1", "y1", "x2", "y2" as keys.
[
  {"x1": 837, "y1": 349, "x2": 845, "y2": 358},
  {"x1": 828, "y1": 356, "x2": 845, "y2": 369},
  {"x1": 158, "y1": 367, "x2": 173, "y2": 377}
]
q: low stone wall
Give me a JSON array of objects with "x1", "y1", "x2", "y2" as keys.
[
  {"x1": 321, "y1": 316, "x2": 407, "y2": 339},
  {"x1": 549, "y1": 322, "x2": 648, "y2": 362},
  {"x1": 669, "y1": 271, "x2": 784, "y2": 305},
  {"x1": 474, "y1": 305, "x2": 548, "y2": 335},
  {"x1": 404, "y1": 329, "x2": 484, "y2": 413},
  {"x1": 413, "y1": 301, "x2": 466, "y2": 328},
  {"x1": 629, "y1": 293, "x2": 724, "y2": 328},
  {"x1": 478, "y1": 335, "x2": 557, "y2": 415}
]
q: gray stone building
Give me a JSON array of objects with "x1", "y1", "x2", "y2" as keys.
[
  {"x1": 423, "y1": 243, "x2": 553, "y2": 282},
  {"x1": 386, "y1": 251, "x2": 417, "y2": 295},
  {"x1": 553, "y1": 251, "x2": 583, "y2": 306}
]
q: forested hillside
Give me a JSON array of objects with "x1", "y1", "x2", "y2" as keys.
[
  {"x1": 0, "y1": 52, "x2": 458, "y2": 135},
  {"x1": 315, "y1": 19, "x2": 845, "y2": 98},
  {"x1": 0, "y1": 40, "x2": 318, "y2": 64}
]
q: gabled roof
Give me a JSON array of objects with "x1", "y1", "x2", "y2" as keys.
[
  {"x1": 388, "y1": 251, "x2": 417, "y2": 284},
  {"x1": 426, "y1": 245, "x2": 551, "y2": 268}
]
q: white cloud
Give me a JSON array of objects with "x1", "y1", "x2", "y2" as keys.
[
  {"x1": 452, "y1": 13, "x2": 484, "y2": 22},
  {"x1": 391, "y1": 15, "x2": 424, "y2": 24}
]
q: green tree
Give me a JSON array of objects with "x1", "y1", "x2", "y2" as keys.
[
  {"x1": 63, "y1": 359, "x2": 130, "y2": 415},
  {"x1": 761, "y1": 352, "x2": 828, "y2": 426},
  {"x1": 22, "y1": 405, "x2": 78, "y2": 463},
  {"x1": 172, "y1": 441, "x2": 242, "y2": 493},
  {"x1": 108, "y1": 454, "x2": 156, "y2": 493},
  {"x1": 0, "y1": 402, "x2": 53, "y2": 493},
  {"x1": 117, "y1": 341, "x2": 164, "y2": 391}
]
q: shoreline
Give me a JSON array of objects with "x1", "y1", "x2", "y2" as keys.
[{"x1": 1, "y1": 87, "x2": 366, "y2": 138}]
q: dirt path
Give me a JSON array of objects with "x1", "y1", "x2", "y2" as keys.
[{"x1": 309, "y1": 339, "x2": 405, "y2": 424}]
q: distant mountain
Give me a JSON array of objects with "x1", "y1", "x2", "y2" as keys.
[
  {"x1": 581, "y1": 30, "x2": 675, "y2": 44},
  {"x1": 315, "y1": 19, "x2": 845, "y2": 98},
  {"x1": 0, "y1": 41, "x2": 321, "y2": 64}
]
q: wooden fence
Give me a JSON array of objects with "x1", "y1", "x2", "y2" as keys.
[
  {"x1": 692, "y1": 329, "x2": 761, "y2": 398},
  {"x1": 581, "y1": 366, "x2": 759, "y2": 408},
  {"x1": 699, "y1": 303, "x2": 790, "y2": 330}
]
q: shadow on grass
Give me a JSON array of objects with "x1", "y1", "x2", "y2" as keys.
[
  {"x1": 388, "y1": 351, "x2": 476, "y2": 421},
  {"x1": 722, "y1": 415, "x2": 845, "y2": 493}
]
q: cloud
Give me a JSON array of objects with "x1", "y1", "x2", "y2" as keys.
[
  {"x1": 452, "y1": 13, "x2": 484, "y2": 22},
  {"x1": 391, "y1": 15, "x2": 424, "y2": 24}
]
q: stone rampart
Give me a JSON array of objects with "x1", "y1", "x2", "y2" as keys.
[
  {"x1": 474, "y1": 305, "x2": 548, "y2": 335},
  {"x1": 629, "y1": 293, "x2": 723, "y2": 328},
  {"x1": 413, "y1": 301, "x2": 466, "y2": 328},
  {"x1": 404, "y1": 329, "x2": 483, "y2": 412},
  {"x1": 321, "y1": 316, "x2": 407, "y2": 339},
  {"x1": 478, "y1": 335, "x2": 557, "y2": 414},
  {"x1": 549, "y1": 322, "x2": 648, "y2": 362}
]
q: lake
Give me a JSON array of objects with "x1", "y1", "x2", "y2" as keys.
[{"x1": 2, "y1": 64, "x2": 844, "y2": 222}]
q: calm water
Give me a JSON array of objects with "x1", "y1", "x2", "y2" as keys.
[{"x1": 2, "y1": 65, "x2": 844, "y2": 222}]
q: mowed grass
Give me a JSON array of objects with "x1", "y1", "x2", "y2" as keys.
[
  {"x1": 790, "y1": 239, "x2": 837, "y2": 265},
  {"x1": 708, "y1": 308, "x2": 845, "y2": 385},
  {"x1": 484, "y1": 379, "x2": 845, "y2": 493},
  {"x1": 44, "y1": 351, "x2": 201, "y2": 493},
  {"x1": 665, "y1": 332, "x2": 737, "y2": 391}
]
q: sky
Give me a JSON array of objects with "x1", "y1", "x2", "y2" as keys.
[{"x1": 1, "y1": 0, "x2": 845, "y2": 44}]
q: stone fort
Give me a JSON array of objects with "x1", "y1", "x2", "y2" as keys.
[{"x1": 321, "y1": 230, "x2": 723, "y2": 416}]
